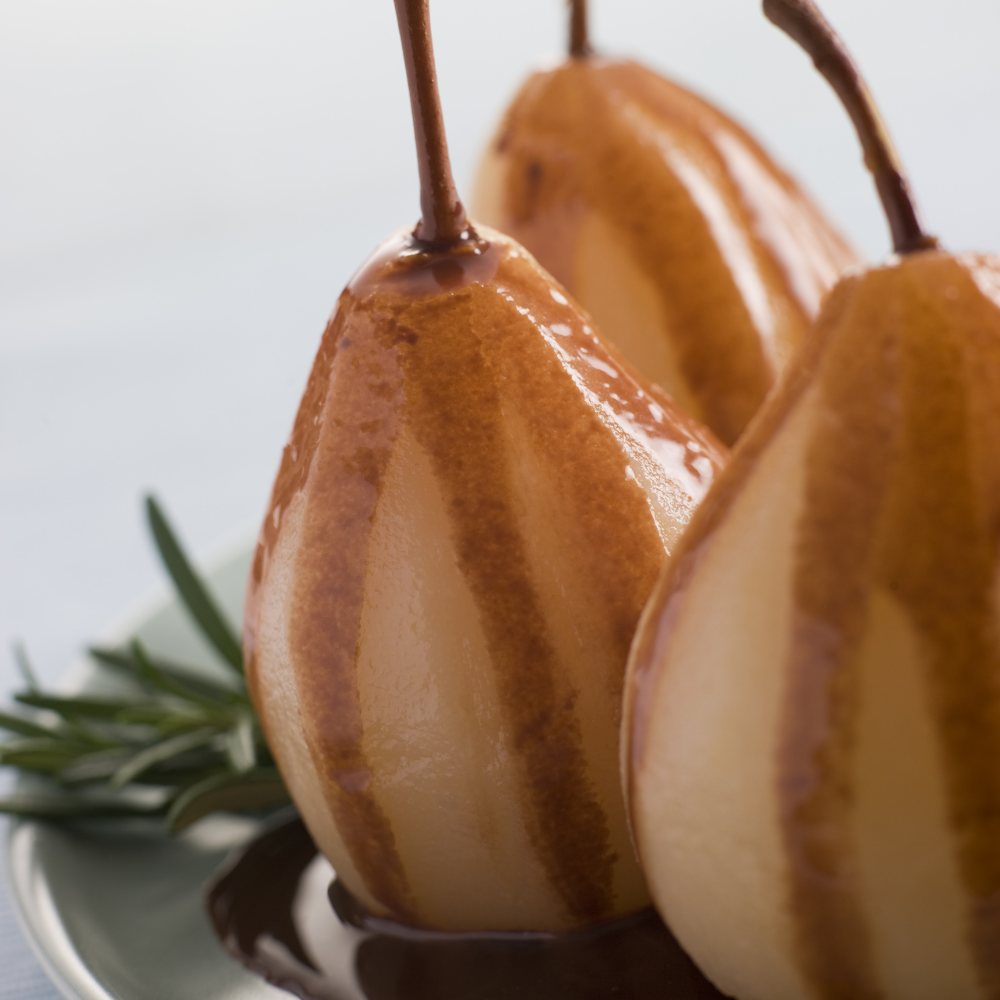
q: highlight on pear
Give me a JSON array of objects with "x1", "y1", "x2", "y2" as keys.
[
  {"x1": 243, "y1": 0, "x2": 725, "y2": 934},
  {"x1": 623, "y1": 2, "x2": 1000, "y2": 999},
  {"x1": 472, "y1": 0, "x2": 858, "y2": 446}
]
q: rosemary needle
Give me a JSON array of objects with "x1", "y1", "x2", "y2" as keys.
[{"x1": 0, "y1": 497, "x2": 290, "y2": 828}]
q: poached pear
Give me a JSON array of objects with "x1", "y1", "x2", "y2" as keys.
[
  {"x1": 472, "y1": 0, "x2": 859, "y2": 446},
  {"x1": 244, "y1": 0, "x2": 724, "y2": 933},
  {"x1": 623, "y1": 3, "x2": 1000, "y2": 999}
]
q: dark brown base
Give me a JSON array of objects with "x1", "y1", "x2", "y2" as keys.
[{"x1": 207, "y1": 812, "x2": 730, "y2": 1000}]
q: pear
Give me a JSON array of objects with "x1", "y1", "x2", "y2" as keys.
[
  {"x1": 471, "y1": 0, "x2": 859, "y2": 447},
  {"x1": 622, "y1": 2, "x2": 1000, "y2": 999},
  {"x1": 243, "y1": 0, "x2": 725, "y2": 934}
]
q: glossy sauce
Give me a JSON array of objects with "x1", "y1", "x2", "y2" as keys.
[
  {"x1": 207, "y1": 814, "x2": 730, "y2": 1000},
  {"x1": 475, "y1": 58, "x2": 858, "y2": 445},
  {"x1": 626, "y1": 252, "x2": 1000, "y2": 998},
  {"x1": 778, "y1": 253, "x2": 1000, "y2": 997},
  {"x1": 243, "y1": 0, "x2": 727, "y2": 936},
  {"x1": 245, "y1": 225, "x2": 724, "y2": 930}
]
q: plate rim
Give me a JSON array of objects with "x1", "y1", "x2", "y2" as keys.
[{"x1": 4, "y1": 532, "x2": 261, "y2": 1000}]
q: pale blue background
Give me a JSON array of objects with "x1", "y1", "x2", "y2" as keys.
[{"x1": 2, "y1": 0, "x2": 999, "y2": 996}]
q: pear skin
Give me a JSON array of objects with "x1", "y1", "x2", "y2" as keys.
[
  {"x1": 472, "y1": 58, "x2": 859, "y2": 446},
  {"x1": 245, "y1": 224, "x2": 725, "y2": 932},
  {"x1": 623, "y1": 251, "x2": 1000, "y2": 1000}
]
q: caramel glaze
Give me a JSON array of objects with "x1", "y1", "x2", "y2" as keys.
[
  {"x1": 779, "y1": 269, "x2": 899, "y2": 1000},
  {"x1": 627, "y1": 251, "x2": 1000, "y2": 997},
  {"x1": 476, "y1": 58, "x2": 858, "y2": 446},
  {"x1": 876, "y1": 255, "x2": 1000, "y2": 996},
  {"x1": 245, "y1": 224, "x2": 724, "y2": 931},
  {"x1": 625, "y1": 268, "x2": 855, "y2": 780},
  {"x1": 207, "y1": 814, "x2": 730, "y2": 1000},
  {"x1": 783, "y1": 253, "x2": 1000, "y2": 999}
]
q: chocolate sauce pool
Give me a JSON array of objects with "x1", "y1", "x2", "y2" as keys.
[{"x1": 207, "y1": 814, "x2": 729, "y2": 1000}]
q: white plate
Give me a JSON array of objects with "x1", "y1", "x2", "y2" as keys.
[{"x1": 6, "y1": 542, "x2": 289, "y2": 1000}]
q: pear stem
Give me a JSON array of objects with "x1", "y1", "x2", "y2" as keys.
[
  {"x1": 569, "y1": 0, "x2": 592, "y2": 58},
  {"x1": 763, "y1": 0, "x2": 938, "y2": 255},
  {"x1": 393, "y1": 0, "x2": 468, "y2": 247}
]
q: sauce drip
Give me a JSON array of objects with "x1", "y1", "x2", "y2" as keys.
[{"x1": 207, "y1": 814, "x2": 729, "y2": 1000}]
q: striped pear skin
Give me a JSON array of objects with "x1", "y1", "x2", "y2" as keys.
[
  {"x1": 472, "y1": 59, "x2": 858, "y2": 446},
  {"x1": 244, "y1": 224, "x2": 724, "y2": 932},
  {"x1": 623, "y1": 251, "x2": 1000, "y2": 1000}
]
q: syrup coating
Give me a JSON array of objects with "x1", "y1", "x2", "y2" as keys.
[
  {"x1": 206, "y1": 815, "x2": 729, "y2": 1000},
  {"x1": 624, "y1": 252, "x2": 1000, "y2": 1000},
  {"x1": 473, "y1": 57, "x2": 859, "y2": 446},
  {"x1": 245, "y1": 224, "x2": 724, "y2": 932}
]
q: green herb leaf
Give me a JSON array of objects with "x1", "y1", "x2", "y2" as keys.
[
  {"x1": 0, "y1": 710, "x2": 61, "y2": 740},
  {"x1": 14, "y1": 693, "x2": 140, "y2": 721},
  {"x1": 12, "y1": 642, "x2": 40, "y2": 693},
  {"x1": 89, "y1": 645, "x2": 246, "y2": 704},
  {"x1": 0, "y1": 738, "x2": 91, "y2": 772},
  {"x1": 58, "y1": 748, "x2": 134, "y2": 783},
  {"x1": 129, "y1": 639, "x2": 243, "y2": 712},
  {"x1": 225, "y1": 714, "x2": 257, "y2": 774},
  {"x1": 2, "y1": 498, "x2": 290, "y2": 833},
  {"x1": 0, "y1": 793, "x2": 165, "y2": 821},
  {"x1": 111, "y1": 727, "x2": 219, "y2": 789},
  {"x1": 145, "y1": 496, "x2": 244, "y2": 674},
  {"x1": 167, "y1": 769, "x2": 290, "y2": 832}
]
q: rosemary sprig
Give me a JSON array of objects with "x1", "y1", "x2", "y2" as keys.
[
  {"x1": 0, "y1": 498, "x2": 290, "y2": 831},
  {"x1": 146, "y1": 497, "x2": 244, "y2": 673}
]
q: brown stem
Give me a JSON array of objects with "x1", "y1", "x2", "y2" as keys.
[
  {"x1": 569, "y1": 0, "x2": 592, "y2": 58},
  {"x1": 763, "y1": 0, "x2": 938, "y2": 255},
  {"x1": 393, "y1": 0, "x2": 468, "y2": 247}
]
